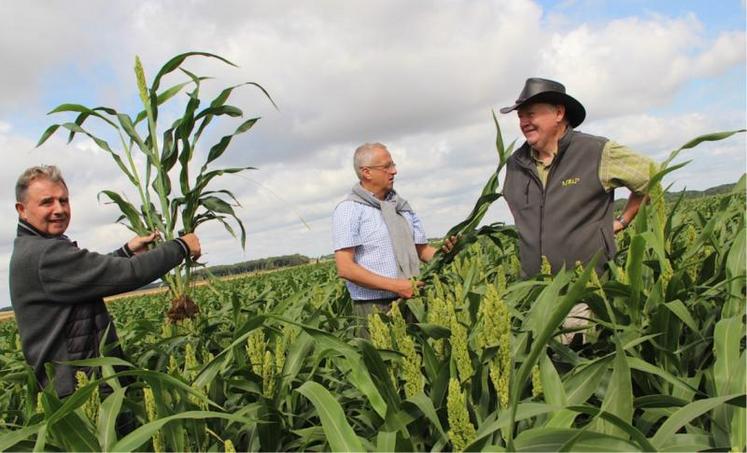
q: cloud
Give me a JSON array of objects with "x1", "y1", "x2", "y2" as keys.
[
  {"x1": 691, "y1": 31, "x2": 746, "y2": 76},
  {"x1": 584, "y1": 111, "x2": 746, "y2": 193},
  {"x1": 0, "y1": 2, "x2": 137, "y2": 115},
  {"x1": 74, "y1": 0, "x2": 547, "y2": 166},
  {"x1": 538, "y1": 14, "x2": 746, "y2": 118},
  {"x1": 586, "y1": 111, "x2": 746, "y2": 158},
  {"x1": 0, "y1": 0, "x2": 744, "y2": 307}
]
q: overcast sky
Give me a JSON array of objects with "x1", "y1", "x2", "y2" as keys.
[{"x1": 1, "y1": 0, "x2": 745, "y2": 308}]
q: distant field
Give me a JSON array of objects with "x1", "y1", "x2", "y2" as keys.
[{"x1": 0, "y1": 262, "x2": 320, "y2": 323}]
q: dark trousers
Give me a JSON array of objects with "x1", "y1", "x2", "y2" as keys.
[{"x1": 353, "y1": 298, "x2": 397, "y2": 339}]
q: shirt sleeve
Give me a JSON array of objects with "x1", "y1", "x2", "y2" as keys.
[
  {"x1": 599, "y1": 140, "x2": 658, "y2": 194},
  {"x1": 38, "y1": 239, "x2": 186, "y2": 303},
  {"x1": 110, "y1": 243, "x2": 133, "y2": 258},
  {"x1": 332, "y1": 201, "x2": 362, "y2": 250},
  {"x1": 408, "y1": 211, "x2": 428, "y2": 244}
]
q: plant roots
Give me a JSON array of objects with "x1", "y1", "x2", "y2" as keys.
[{"x1": 167, "y1": 294, "x2": 200, "y2": 322}]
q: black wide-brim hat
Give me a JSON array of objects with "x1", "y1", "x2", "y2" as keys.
[{"x1": 500, "y1": 77, "x2": 586, "y2": 128}]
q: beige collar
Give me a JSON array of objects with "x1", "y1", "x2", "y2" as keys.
[{"x1": 530, "y1": 148, "x2": 557, "y2": 167}]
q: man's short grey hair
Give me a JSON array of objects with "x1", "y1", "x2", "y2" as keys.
[
  {"x1": 353, "y1": 143, "x2": 387, "y2": 180},
  {"x1": 15, "y1": 165, "x2": 67, "y2": 202}
]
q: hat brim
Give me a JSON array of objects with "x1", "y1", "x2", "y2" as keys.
[{"x1": 500, "y1": 92, "x2": 586, "y2": 128}]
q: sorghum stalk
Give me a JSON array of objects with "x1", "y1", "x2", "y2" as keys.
[
  {"x1": 432, "y1": 275, "x2": 446, "y2": 301},
  {"x1": 683, "y1": 224, "x2": 700, "y2": 282},
  {"x1": 134, "y1": 57, "x2": 170, "y2": 232},
  {"x1": 477, "y1": 285, "x2": 500, "y2": 351},
  {"x1": 135, "y1": 56, "x2": 188, "y2": 297},
  {"x1": 167, "y1": 355, "x2": 179, "y2": 376},
  {"x1": 75, "y1": 370, "x2": 99, "y2": 423},
  {"x1": 144, "y1": 386, "x2": 163, "y2": 453},
  {"x1": 510, "y1": 255, "x2": 522, "y2": 277},
  {"x1": 454, "y1": 285, "x2": 465, "y2": 316},
  {"x1": 486, "y1": 286, "x2": 511, "y2": 409},
  {"x1": 368, "y1": 308, "x2": 398, "y2": 387},
  {"x1": 203, "y1": 348, "x2": 215, "y2": 365},
  {"x1": 426, "y1": 296, "x2": 450, "y2": 360},
  {"x1": 125, "y1": 60, "x2": 155, "y2": 226},
  {"x1": 368, "y1": 308, "x2": 393, "y2": 351},
  {"x1": 184, "y1": 342, "x2": 198, "y2": 382},
  {"x1": 447, "y1": 378, "x2": 476, "y2": 452},
  {"x1": 448, "y1": 297, "x2": 474, "y2": 383},
  {"x1": 540, "y1": 255, "x2": 552, "y2": 275},
  {"x1": 310, "y1": 286, "x2": 325, "y2": 308},
  {"x1": 189, "y1": 385, "x2": 208, "y2": 410},
  {"x1": 390, "y1": 302, "x2": 424, "y2": 398},
  {"x1": 35, "y1": 392, "x2": 44, "y2": 415},
  {"x1": 161, "y1": 320, "x2": 174, "y2": 339},
  {"x1": 453, "y1": 255, "x2": 464, "y2": 277},
  {"x1": 648, "y1": 164, "x2": 674, "y2": 287},
  {"x1": 649, "y1": 164, "x2": 667, "y2": 242},
  {"x1": 275, "y1": 326, "x2": 296, "y2": 376},
  {"x1": 246, "y1": 329, "x2": 266, "y2": 376},
  {"x1": 262, "y1": 350, "x2": 275, "y2": 397},
  {"x1": 531, "y1": 364, "x2": 543, "y2": 398},
  {"x1": 410, "y1": 277, "x2": 421, "y2": 297},
  {"x1": 495, "y1": 264, "x2": 507, "y2": 294}
]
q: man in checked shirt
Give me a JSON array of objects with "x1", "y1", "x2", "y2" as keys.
[{"x1": 332, "y1": 143, "x2": 454, "y2": 329}]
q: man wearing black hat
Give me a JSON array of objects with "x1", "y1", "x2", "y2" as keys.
[{"x1": 501, "y1": 78, "x2": 654, "y2": 278}]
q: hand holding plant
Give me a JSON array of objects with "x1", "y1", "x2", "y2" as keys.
[
  {"x1": 179, "y1": 233, "x2": 202, "y2": 259},
  {"x1": 126, "y1": 231, "x2": 160, "y2": 255}
]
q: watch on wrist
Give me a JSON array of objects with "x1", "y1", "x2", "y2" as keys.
[{"x1": 616, "y1": 215, "x2": 629, "y2": 229}]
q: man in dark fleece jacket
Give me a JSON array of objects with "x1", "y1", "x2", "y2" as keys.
[
  {"x1": 9, "y1": 165, "x2": 201, "y2": 397},
  {"x1": 500, "y1": 78, "x2": 654, "y2": 278},
  {"x1": 500, "y1": 78, "x2": 654, "y2": 345}
]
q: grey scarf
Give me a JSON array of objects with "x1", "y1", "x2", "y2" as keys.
[{"x1": 346, "y1": 184, "x2": 421, "y2": 279}]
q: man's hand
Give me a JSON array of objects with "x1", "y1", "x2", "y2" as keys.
[
  {"x1": 417, "y1": 235, "x2": 459, "y2": 263},
  {"x1": 613, "y1": 219, "x2": 626, "y2": 234},
  {"x1": 179, "y1": 233, "x2": 202, "y2": 259},
  {"x1": 441, "y1": 235, "x2": 458, "y2": 253},
  {"x1": 391, "y1": 278, "x2": 423, "y2": 299},
  {"x1": 127, "y1": 231, "x2": 160, "y2": 255}
]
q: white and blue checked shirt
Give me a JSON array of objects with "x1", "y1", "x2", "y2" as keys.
[{"x1": 332, "y1": 196, "x2": 428, "y2": 301}]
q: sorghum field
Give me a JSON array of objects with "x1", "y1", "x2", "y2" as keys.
[{"x1": 0, "y1": 127, "x2": 745, "y2": 450}]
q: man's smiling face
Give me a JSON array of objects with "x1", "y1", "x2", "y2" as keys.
[
  {"x1": 517, "y1": 102, "x2": 566, "y2": 154},
  {"x1": 16, "y1": 178, "x2": 71, "y2": 236}
]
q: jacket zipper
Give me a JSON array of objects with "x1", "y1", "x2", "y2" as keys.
[
  {"x1": 540, "y1": 139, "x2": 573, "y2": 266},
  {"x1": 519, "y1": 147, "x2": 565, "y2": 267},
  {"x1": 517, "y1": 158, "x2": 546, "y2": 261},
  {"x1": 514, "y1": 130, "x2": 575, "y2": 272}
]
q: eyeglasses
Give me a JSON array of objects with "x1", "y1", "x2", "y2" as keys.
[{"x1": 362, "y1": 162, "x2": 397, "y2": 171}]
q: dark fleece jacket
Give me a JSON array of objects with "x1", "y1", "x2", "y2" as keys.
[
  {"x1": 503, "y1": 129, "x2": 615, "y2": 277},
  {"x1": 9, "y1": 221, "x2": 187, "y2": 397}
]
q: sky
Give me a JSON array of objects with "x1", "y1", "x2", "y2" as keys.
[{"x1": 1, "y1": 0, "x2": 745, "y2": 308}]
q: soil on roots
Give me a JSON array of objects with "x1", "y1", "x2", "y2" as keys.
[{"x1": 167, "y1": 294, "x2": 200, "y2": 322}]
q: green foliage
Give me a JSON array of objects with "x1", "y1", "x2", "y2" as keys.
[
  {"x1": 2, "y1": 124, "x2": 744, "y2": 451},
  {"x1": 37, "y1": 51, "x2": 275, "y2": 309}
]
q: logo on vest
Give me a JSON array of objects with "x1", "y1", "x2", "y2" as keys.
[{"x1": 561, "y1": 177, "x2": 581, "y2": 187}]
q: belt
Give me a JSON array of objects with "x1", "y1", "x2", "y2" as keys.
[{"x1": 354, "y1": 297, "x2": 397, "y2": 304}]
